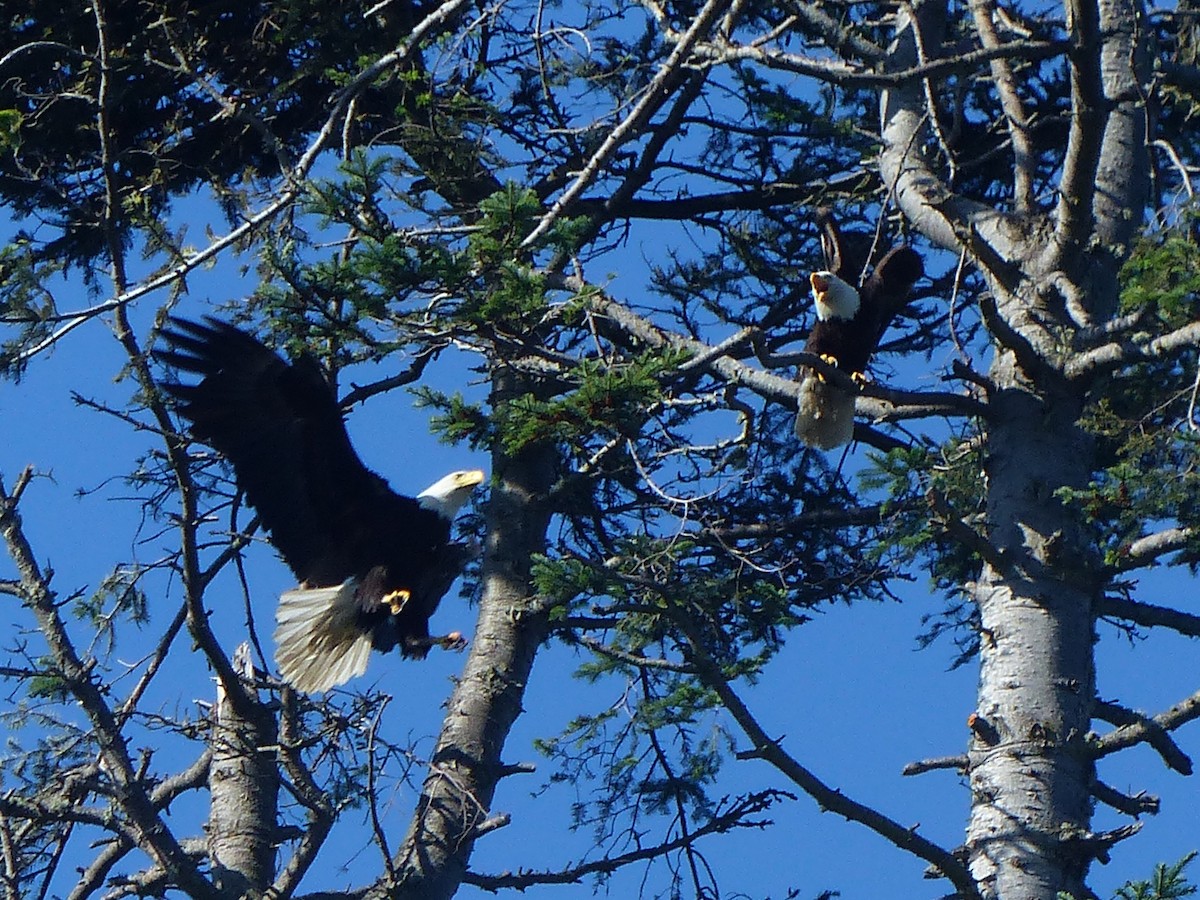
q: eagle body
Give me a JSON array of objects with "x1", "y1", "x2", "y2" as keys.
[
  {"x1": 795, "y1": 213, "x2": 924, "y2": 449},
  {"x1": 157, "y1": 317, "x2": 483, "y2": 692}
]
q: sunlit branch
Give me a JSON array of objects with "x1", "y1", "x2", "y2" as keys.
[
  {"x1": 1092, "y1": 696, "x2": 1199, "y2": 775},
  {"x1": 1065, "y1": 320, "x2": 1200, "y2": 382},
  {"x1": 902, "y1": 754, "x2": 968, "y2": 776},
  {"x1": 879, "y1": 3, "x2": 1030, "y2": 270},
  {"x1": 968, "y1": 0, "x2": 1035, "y2": 211},
  {"x1": 571, "y1": 282, "x2": 983, "y2": 422},
  {"x1": 1053, "y1": 0, "x2": 1105, "y2": 258},
  {"x1": 690, "y1": 35, "x2": 1066, "y2": 88}
]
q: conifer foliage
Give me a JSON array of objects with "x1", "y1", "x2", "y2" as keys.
[{"x1": 1, "y1": 1, "x2": 1199, "y2": 898}]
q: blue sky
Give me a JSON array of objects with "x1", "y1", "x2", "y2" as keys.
[
  {"x1": 5, "y1": 335, "x2": 1198, "y2": 900},
  {"x1": 2, "y1": 197, "x2": 1198, "y2": 899}
]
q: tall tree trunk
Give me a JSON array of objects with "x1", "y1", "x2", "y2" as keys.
[
  {"x1": 384, "y1": 364, "x2": 556, "y2": 900},
  {"x1": 965, "y1": 365, "x2": 1099, "y2": 899},
  {"x1": 209, "y1": 643, "x2": 279, "y2": 896},
  {"x1": 880, "y1": 0, "x2": 1149, "y2": 891}
]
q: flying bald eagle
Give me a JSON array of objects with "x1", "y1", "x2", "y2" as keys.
[
  {"x1": 794, "y1": 211, "x2": 924, "y2": 449},
  {"x1": 156, "y1": 317, "x2": 484, "y2": 693}
]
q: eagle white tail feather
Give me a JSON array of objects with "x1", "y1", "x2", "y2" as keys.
[
  {"x1": 794, "y1": 372, "x2": 856, "y2": 450},
  {"x1": 274, "y1": 582, "x2": 374, "y2": 693}
]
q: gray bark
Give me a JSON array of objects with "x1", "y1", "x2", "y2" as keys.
[
  {"x1": 382, "y1": 365, "x2": 555, "y2": 899},
  {"x1": 879, "y1": 0, "x2": 1151, "y2": 895},
  {"x1": 209, "y1": 643, "x2": 280, "y2": 897}
]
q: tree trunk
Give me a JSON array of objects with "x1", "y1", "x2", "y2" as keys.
[
  {"x1": 965, "y1": 365, "x2": 1099, "y2": 899},
  {"x1": 384, "y1": 365, "x2": 556, "y2": 899},
  {"x1": 209, "y1": 643, "x2": 279, "y2": 896}
]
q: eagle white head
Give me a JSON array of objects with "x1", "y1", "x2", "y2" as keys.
[
  {"x1": 810, "y1": 271, "x2": 860, "y2": 321},
  {"x1": 417, "y1": 469, "x2": 485, "y2": 520}
]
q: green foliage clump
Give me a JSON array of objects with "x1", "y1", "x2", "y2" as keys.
[
  {"x1": 1119, "y1": 226, "x2": 1200, "y2": 322},
  {"x1": 494, "y1": 349, "x2": 689, "y2": 455}
]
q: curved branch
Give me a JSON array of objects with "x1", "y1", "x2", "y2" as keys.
[
  {"x1": 685, "y1": 635, "x2": 982, "y2": 900},
  {"x1": 878, "y1": 2, "x2": 1029, "y2": 272}
]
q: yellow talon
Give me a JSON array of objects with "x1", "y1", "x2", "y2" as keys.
[
  {"x1": 383, "y1": 589, "x2": 411, "y2": 615},
  {"x1": 851, "y1": 371, "x2": 870, "y2": 387}
]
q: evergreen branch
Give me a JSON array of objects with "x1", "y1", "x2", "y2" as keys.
[
  {"x1": 12, "y1": 0, "x2": 475, "y2": 365},
  {"x1": 574, "y1": 283, "x2": 982, "y2": 419},
  {"x1": 1098, "y1": 594, "x2": 1200, "y2": 638},
  {"x1": 1092, "y1": 698, "x2": 1196, "y2": 775},
  {"x1": 574, "y1": 635, "x2": 697, "y2": 673},
  {"x1": 461, "y1": 791, "x2": 788, "y2": 891},
  {"x1": 925, "y1": 488, "x2": 1010, "y2": 573},
  {"x1": 706, "y1": 503, "x2": 894, "y2": 539}
]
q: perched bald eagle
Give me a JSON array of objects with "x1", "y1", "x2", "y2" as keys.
[
  {"x1": 156, "y1": 317, "x2": 484, "y2": 693},
  {"x1": 794, "y1": 211, "x2": 924, "y2": 449}
]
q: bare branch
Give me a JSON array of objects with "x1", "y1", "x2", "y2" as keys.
[
  {"x1": 690, "y1": 34, "x2": 1066, "y2": 89},
  {"x1": 1092, "y1": 697, "x2": 1197, "y2": 775},
  {"x1": 1065, "y1": 320, "x2": 1200, "y2": 382},
  {"x1": 968, "y1": 0, "x2": 1036, "y2": 211},
  {"x1": 462, "y1": 792, "x2": 789, "y2": 891},
  {"x1": 1054, "y1": 0, "x2": 1106, "y2": 257},
  {"x1": 0, "y1": 468, "x2": 218, "y2": 899},
  {"x1": 521, "y1": 0, "x2": 731, "y2": 249},
  {"x1": 1099, "y1": 594, "x2": 1200, "y2": 638},
  {"x1": 1091, "y1": 780, "x2": 1160, "y2": 818},
  {"x1": 676, "y1": 622, "x2": 981, "y2": 900}
]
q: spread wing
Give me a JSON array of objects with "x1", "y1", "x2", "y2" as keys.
[{"x1": 155, "y1": 317, "x2": 432, "y2": 586}]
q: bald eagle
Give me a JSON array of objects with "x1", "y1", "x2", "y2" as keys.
[
  {"x1": 156, "y1": 317, "x2": 484, "y2": 693},
  {"x1": 794, "y1": 211, "x2": 924, "y2": 449}
]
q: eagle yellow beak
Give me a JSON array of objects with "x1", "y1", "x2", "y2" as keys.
[
  {"x1": 810, "y1": 271, "x2": 831, "y2": 294},
  {"x1": 457, "y1": 469, "x2": 486, "y2": 488}
]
